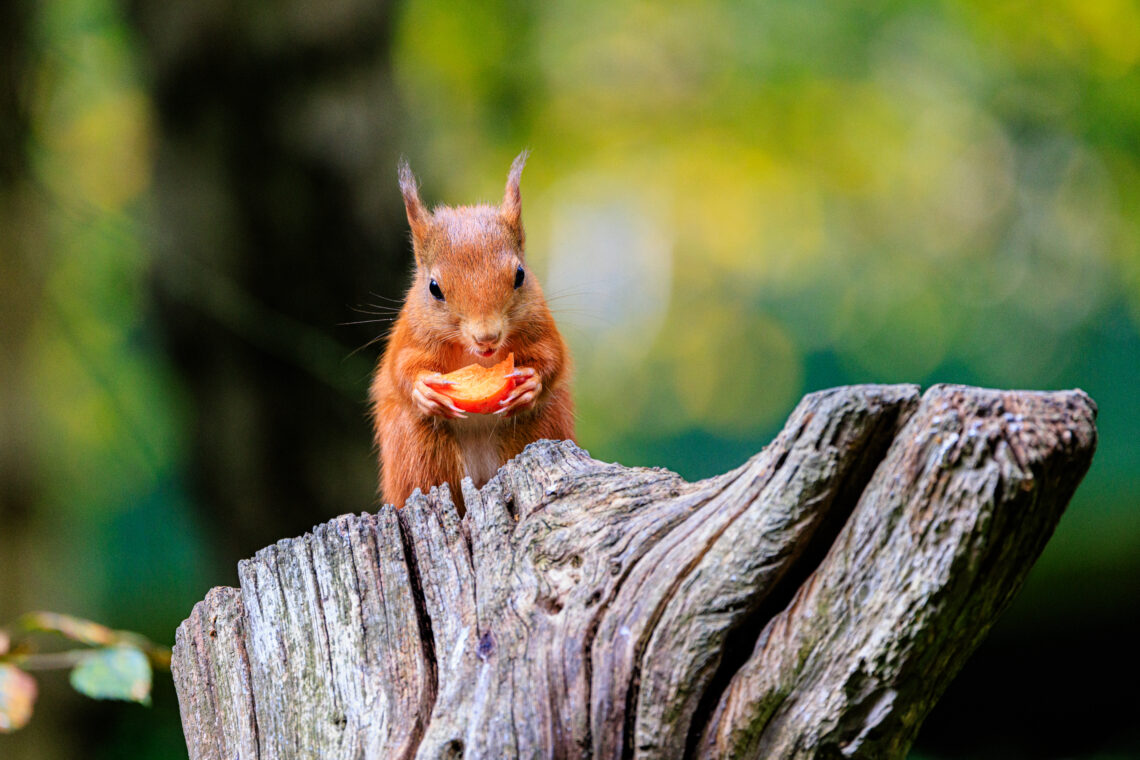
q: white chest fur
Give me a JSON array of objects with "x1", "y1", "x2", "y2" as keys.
[{"x1": 449, "y1": 414, "x2": 503, "y2": 490}]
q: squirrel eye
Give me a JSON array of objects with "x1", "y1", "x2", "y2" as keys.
[
  {"x1": 429, "y1": 279, "x2": 445, "y2": 301},
  {"x1": 513, "y1": 265, "x2": 525, "y2": 289}
]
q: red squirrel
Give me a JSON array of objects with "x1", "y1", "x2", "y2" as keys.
[{"x1": 370, "y1": 152, "x2": 575, "y2": 512}]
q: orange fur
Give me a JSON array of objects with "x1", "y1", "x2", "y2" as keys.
[{"x1": 370, "y1": 153, "x2": 575, "y2": 513}]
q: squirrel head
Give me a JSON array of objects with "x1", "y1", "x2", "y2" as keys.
[{"x1": 398, "y1": 152, "x2": 541, "y2": 358}]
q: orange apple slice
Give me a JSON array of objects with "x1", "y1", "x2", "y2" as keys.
[{"x1": 432, "y1": 353, "x2": 516, "y2": 414}]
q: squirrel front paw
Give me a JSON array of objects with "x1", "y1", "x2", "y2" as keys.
[
  {"x1": 495, "y1": 367, "x2": 542, "y2": 418},
  {"x1": 413, "y1": 373, "x2": 467, "y2": 419}
]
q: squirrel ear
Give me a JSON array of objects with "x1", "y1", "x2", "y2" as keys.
[
  {"x1": 398, "y1": 159, "x2": 430, "y2": 243},
  {"x1": 501, "y1": 150, "x2": 528, "y2": 244}
]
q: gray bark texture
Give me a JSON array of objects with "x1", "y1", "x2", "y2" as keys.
[{"x1": 172, "y1": 384, "x2": 1096, "y2": 760}]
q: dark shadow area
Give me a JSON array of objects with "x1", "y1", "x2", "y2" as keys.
[
  {"x1": 127, "y1": 0, "x2": 411, "y2": 565},
  {"x1": 914, "y1": 567, "x2": 1140, "y2": 759}
]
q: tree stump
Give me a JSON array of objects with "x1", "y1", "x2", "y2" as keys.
[{"x1": 171, "y1": 384, "x2": 1096, "y2": 759}]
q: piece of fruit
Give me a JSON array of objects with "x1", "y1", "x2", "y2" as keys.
[{"x1": 431, "y1": 353, "x2": 516, "y2": 414}]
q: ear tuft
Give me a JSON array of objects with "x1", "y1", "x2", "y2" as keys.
[
  {"x1": 501, "y1": 150, "x2": 528, "y2": 243},
  {"x1": 398, "y1": 159, "x2": 430, "y2": 242}
]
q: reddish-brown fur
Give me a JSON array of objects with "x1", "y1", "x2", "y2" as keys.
[{"x1": 370, "y1": 153, "x2": 575, "y2": 512}]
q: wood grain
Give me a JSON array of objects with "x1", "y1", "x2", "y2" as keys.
[{"x1": 172, "y1": 384, "x2": 1096, "y2": 759}]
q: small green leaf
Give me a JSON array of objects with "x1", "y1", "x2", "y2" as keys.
[
  {"x1": 69, "y1": 646, "x2": 152, "y2": 705},
  {"x1": 0, "y1": 664, "x2": 38, "y2": 732}
]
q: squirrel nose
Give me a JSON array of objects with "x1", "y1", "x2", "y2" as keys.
[{"x1": 475, "y1": 331, "x2": 502, "y2": 347}]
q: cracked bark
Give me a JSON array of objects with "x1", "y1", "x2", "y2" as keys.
[{"x1": 172, "y1": 384, "x2": 1096, "y2": 759}]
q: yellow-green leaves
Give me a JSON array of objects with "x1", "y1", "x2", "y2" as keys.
[
  {"x1": 70, "y1": 646, "x2": 152, "y2": 705},
  {"x1": 15, "y1": 611, "x2": 118, "y2": 647},
  {"x1": 0, "y1": 611, "x2": 169, "y2": 732}
]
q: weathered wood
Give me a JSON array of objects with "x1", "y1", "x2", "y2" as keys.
[
  {"x1": 172, "y1": 384, "x2": 1096, "y2": 759},
  {"x1": 696, "y1": 386, "x2": 1097, "y2": 758},
  {"x1": 174, "y1": 587, "x2": 257, "y2": 760}
]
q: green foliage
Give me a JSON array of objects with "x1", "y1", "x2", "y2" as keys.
[
  {"x1": 0, "y1": 612, "x2": 169, "y2": 733},
  {"x1": 70, "y1": 646, "x2": 152, "y2": 706}
]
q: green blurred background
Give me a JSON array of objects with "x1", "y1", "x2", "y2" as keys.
[{"x1": 1, "y1": 0, "x2": 1138, "y2": 757}]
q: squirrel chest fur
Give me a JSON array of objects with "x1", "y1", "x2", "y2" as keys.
[{"x1": 369, "y1": 152, "x2": 575, "y2": 512}]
